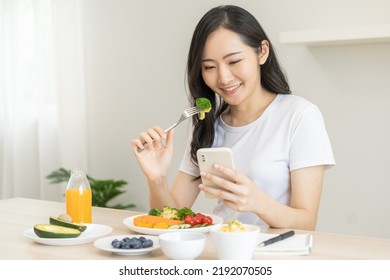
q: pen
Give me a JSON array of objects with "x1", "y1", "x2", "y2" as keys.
[{"x1": 258, "y1": 230, "x2": 295, "y2": 247}]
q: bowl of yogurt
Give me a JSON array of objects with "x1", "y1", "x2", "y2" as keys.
[{"x1": 210, "y1": 219, "x2": 260, "y2": 260}]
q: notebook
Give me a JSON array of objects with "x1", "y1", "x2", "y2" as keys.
[{"x1": 254, "y1": 233, "x2": 313, "y2": 256}]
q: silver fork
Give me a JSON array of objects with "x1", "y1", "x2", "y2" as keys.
[{"x1": 137, "y1": 106, "x2": 200, "y2": 152}]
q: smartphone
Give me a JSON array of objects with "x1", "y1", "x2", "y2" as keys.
[{"x1": 196, "y1": 147, "x2": 235, "y2": 199}]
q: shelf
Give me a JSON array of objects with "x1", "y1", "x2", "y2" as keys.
[{"x1": 279, "y1": 25, "x2": 390, "y2": 46}]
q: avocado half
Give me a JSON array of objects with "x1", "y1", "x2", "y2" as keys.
[{"x1": 34, "y1": 224, "x2": 81, "y2": 238}]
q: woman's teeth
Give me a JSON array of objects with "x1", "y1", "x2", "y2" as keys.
[{"x1": 223, "y1": 84, "x2": 241, "y2": 92}]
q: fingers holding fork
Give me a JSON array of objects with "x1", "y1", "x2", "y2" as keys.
[{"x1": 132, "y1": 126, "x2": 174, "y2": 154}]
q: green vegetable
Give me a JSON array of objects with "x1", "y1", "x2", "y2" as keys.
[
  {"x1": 168, "y1": 224, "x2": 191, "y2": 229},
  {"x1": 177, "y1": 207, "x2": 195, "y2": 220},
  {"x1": 160, "y1": 206, "x2": 179, "y2": 219},
  {"x1": 192, "y1": 223, "x2": 208, "y2": 228},
  {"x1": 148, "y1": 206, "x2": 195, "y2": 221},
  {"x1": 148, "y1": 208, "x2": 162, "y2": 216},
  {"x1": 196, "y1": 98, "x2": 212, "y2": 111},
  {"x1": 49, "y1": 216, "x2": 87, "y2": 232},
  {"x1": 34, "y1": 224, "x2": 81, "y2": 238},
  {"x1": 195, "y1": 98, "x2": 212, "y2": 120}
]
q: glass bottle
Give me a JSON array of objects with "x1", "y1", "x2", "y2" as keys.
[{"x1": 66, "y1": 168, "x2": 92, "y2": 223}]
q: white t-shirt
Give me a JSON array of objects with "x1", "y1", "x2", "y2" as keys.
[{"x1": 179, "y1": 94, "x2": 335, "y2": 227}]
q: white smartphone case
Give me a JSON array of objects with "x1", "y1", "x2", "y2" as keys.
[{"x1": 196, "y1": 147, "x2": 235, "y2": 199}]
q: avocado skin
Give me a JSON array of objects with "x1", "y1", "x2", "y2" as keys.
[
  {"x1": 34, "y1": 224, "x2": 81, "y2": 238},
  {"x1": 49, "y1": 217, "x2": 87, "y2": 232}
]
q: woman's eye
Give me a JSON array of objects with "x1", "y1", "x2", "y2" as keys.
[
  {"x1": 230, "y1": 59, "x2": 242, "y2": 65},
  {"x1": 203, "y1": 65, "x2": 215, "y2": 70}
]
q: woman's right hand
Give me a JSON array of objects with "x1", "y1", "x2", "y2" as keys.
[{"x1": 130, "y1": 126, "x2": 174, "y2": 182}]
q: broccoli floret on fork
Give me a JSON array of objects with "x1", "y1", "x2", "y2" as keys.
[{"x1": 195, "y1": 98, "x2": 212, "y2": 120}]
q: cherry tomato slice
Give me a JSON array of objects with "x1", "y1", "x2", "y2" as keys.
[
  {"x1": 202, "y1": 216, "x2": 213, "y2": 225},
  {"x1": 184, "y1": 214, "x2": 193, "y2": 225},
  {"x1": 188, "y1": 219, "x2": 197, "y2": 227},
  {"x1": 193, "y1": 217, "x2": 202, "y2": 225}
]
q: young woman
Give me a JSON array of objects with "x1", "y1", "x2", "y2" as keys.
[{"x1": 131, "y1": 5, "x2": 335, "y2": 230}]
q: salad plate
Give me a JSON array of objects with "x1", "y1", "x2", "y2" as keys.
[
  {"x1": 94, "y1": 234, "x2": 160, "y2": 256},
  {"x1": 123, "y1": 213, "x2": 223, "y2": 235},
  {"x1": 23, "y1": 223, "x2": 112, "y2": 246}
]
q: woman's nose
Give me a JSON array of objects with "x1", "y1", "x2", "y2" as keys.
[{"x1": 217, "y1": 65, "x2": 234, "y2": 84}]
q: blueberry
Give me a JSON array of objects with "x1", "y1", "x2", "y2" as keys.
[
  {"x1": 138, "y1": 236, "x2": 146, "y2": 241},
  {"x1": 142, "y1": 239, "x2": 153, "y2": 248},
  {"x1": 130, "y1": 238, "x2": 142, "y2": 249},
  {"x1": 122, "y1": 241, "x2": 131, "y2": 249},
  {"x1": 111, "y1": 239, "x2": 122, "y2": 249}
]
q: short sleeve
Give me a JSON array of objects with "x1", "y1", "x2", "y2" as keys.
[
  {"x1": 289, "y1": 105, "x2": 335, "y2": 171},
  {"x1": 178, "y1": 136, "x2": 200, "y2": 177}
]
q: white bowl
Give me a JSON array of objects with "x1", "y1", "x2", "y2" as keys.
[
  {"x1": 159, "y1": 232, "x2": 206, "y2": 260},
  {"x1": 210, "y1": 224, "x2": 260, "y2": 260}
]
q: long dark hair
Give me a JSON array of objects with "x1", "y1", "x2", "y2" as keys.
[{"x1": 187, "y1": 5, "x2": 291, "y2": 165}]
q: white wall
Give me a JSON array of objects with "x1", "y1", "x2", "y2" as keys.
[{"x1": 82, "y1": 0, "x2": 390, "y2": 238}]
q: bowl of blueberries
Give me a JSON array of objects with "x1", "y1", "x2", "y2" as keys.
[{"x1": 94, "y1": 234, "x2": 159, "y2": 256}]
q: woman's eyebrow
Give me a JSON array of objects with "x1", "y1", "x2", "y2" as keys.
[{"x1": 202, "y1": 51, "x2": 242, "y2": 62}]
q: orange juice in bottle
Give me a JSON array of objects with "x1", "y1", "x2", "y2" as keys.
[{"x1": 66, "y1": 169, "x2": 92, "y2": 223}]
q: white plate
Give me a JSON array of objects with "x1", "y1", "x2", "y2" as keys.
[
  {"x1": 94, "y1": 234, "x2": 160, "y2": 256},
  {"x1": 23, "y1": 224, "x2": 112, "y2": 246},
  {"x1": 123, "y1": 213, "x2": 223, "y2": 235}
]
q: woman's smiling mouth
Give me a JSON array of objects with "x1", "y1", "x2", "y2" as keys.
[{"x1": 221, "y1": 83, "x2": 242, "y2": 94}]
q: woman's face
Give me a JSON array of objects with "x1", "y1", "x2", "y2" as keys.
[{"x1": 201, "y1": 27, "x2": 267, "y2": 106}]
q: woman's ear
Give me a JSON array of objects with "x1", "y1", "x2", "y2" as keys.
[{"x1": 258, "y1": 40, "x2": 270, "y2": 65}]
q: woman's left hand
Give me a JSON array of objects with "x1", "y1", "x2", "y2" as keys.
[{"x1": 199, "y1": 164, "x2": 263, "y2": 213}]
